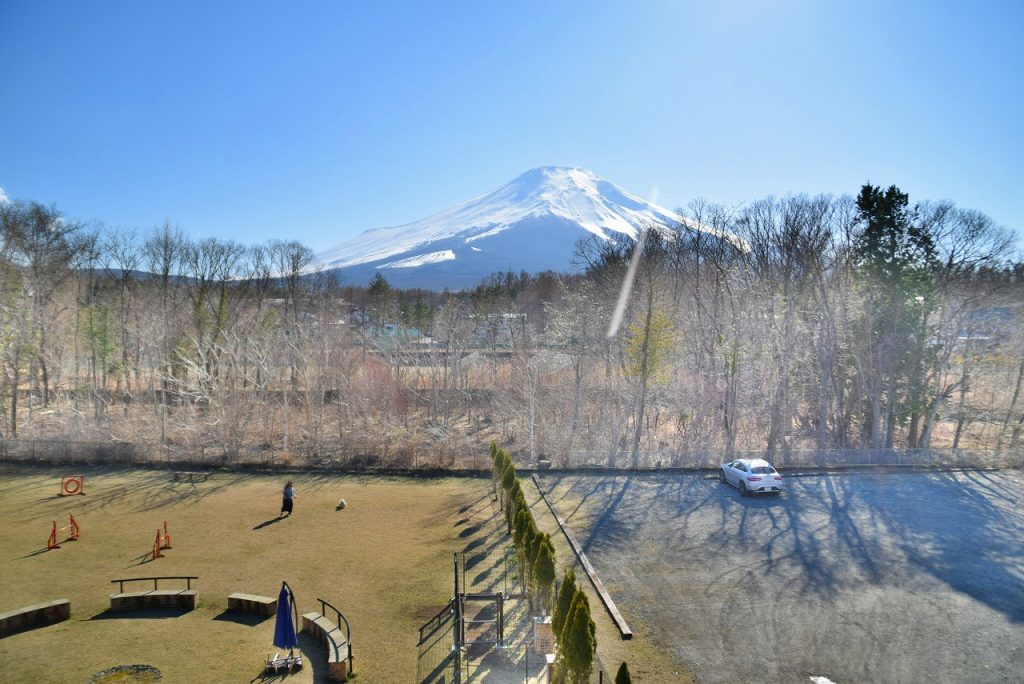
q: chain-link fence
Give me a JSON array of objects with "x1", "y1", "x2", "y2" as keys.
[
  {"x1": 1, "y1": 438, "x2": 1019, "y2": 472},
  {"x1": 416, "y1": 601, "x2": 457, "y2": 684},
  {"x1": 0, "y1": 438, "x2": 429, "y2": 469},
  {"x1": 557, "y1": 446, "x2": 1022, "y2": 470}
]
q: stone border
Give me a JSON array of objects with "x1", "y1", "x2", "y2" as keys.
[
  {"x1": 531, "y1": 474, "x2": 633, "y2": 640},
  {"x1": 227, "y1": 592, "x2": 276, "y2": 617},
  {"x1": 0, "y1": 599, "x2": 71, "y2": 638},
  {"x1": 109, "y1": 590, "x2": 196, "y2": 612},
  {"x1": 302, "y1": 612, "x2": 350, "y2": 680},
  {"x1": 90, "y1": 664, "x2": 161, "y2": 682}
]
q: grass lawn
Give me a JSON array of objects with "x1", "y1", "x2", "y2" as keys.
[
  {"x1": 0, "y1": 465, "x2": 485, "y2": 683},
  {"x1": 0, "y1": 466, "x2": 694, "y2": 683}
]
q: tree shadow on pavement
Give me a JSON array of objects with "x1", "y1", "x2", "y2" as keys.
[{"x1": 858, "y1": 469, "x2": 1024, "y2": 623}]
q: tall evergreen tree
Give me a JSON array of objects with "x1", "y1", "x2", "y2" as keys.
[
  {"x1": 560, "y1": 589, "x2": 597, "y2": 683},
  {"x1": 501, "y1": 460, "x2": 516, "y2": 509},
  {"x1": 534, "y1": 537, "x2": 557, "y2": 614},
  {"x1": 852, "y1": 183, "x2": 939, "y2": 448},
  {"x1": 552, "y1": 569, "x2": 577, "y2": 641}
]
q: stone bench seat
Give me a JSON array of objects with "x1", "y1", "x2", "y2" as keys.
[
  {"x1": 302, "y1": 612, "x2": 350, "y2": 681},
  {"x1": 0, "y1": 599, "x2": 70, "y2": 638},
  {"x1": 109, "y1": 590, "x2": 196, "y2": 612},
  {"x1": 228, "y1": 592, "x2": 277, "y2": 616}
]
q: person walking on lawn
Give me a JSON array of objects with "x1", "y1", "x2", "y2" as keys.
[{"x1": 281, "y1": 481, "x2": 296, "y2": 517}]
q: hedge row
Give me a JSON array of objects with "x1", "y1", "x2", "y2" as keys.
[
  {"x1": 490, "y1": 442, "x2": 557, "y2": 614},
  {"x1": 490, "y1": 443, "x2": 603, "y2": 683}
]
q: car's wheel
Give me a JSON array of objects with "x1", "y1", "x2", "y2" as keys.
[
  {"x1": 719, "y1": 469, "x2": 726, "y2": 484},
  {"x1": 739, "y1": 481, "x2": 748, "y2": 497}
]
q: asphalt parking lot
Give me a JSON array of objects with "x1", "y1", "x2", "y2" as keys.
[{"x1": 539, "y1": 469, "x2": 1024, "y2": 683}]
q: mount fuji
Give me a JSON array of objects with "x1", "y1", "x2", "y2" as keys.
[{"x1": 317, "y1": 166, "x2": 706, "y2": 290}]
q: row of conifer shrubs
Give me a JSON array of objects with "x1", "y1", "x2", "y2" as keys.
[
  {"x1": 490, "y1": 444, "x2": 614, "y2": 683},
  {"x1": 491, "y1": 443, "x2": 557, "y2": 612}
]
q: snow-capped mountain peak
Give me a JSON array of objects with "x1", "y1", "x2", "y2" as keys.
[{"x1": 317, "y1": 166, "x2": 711, "y2": 289}]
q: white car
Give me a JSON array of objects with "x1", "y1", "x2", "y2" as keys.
[{"x1": 720, "y1": 458, "x2": 784, "y2": 496}]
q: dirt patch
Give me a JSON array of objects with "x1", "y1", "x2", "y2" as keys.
[{"x1": 90, "y1": 664, "x2": 162, "y2": 682}]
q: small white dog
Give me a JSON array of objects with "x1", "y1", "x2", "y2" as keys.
[{"x1": 336, "y1": 498, "x2": 347, "y2": 510}]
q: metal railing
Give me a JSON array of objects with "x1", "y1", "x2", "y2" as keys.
[
  {"x1": 110, "y1": 576, "x2": 198, "y2": 593},
  {"x1": 316, "y1": 597, "x2": 354, "y2": 674}
]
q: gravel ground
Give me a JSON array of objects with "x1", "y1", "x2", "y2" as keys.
[{"x1": 540, "y1": 469, "x2": 1024, "y2": 684}]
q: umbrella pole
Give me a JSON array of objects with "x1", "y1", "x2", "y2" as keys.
[
  {"x1": 273, "y1": 580, "x2": 301, "y2": 668},
  {"x1": 288, "y1": 580, "x2": 297, "y2": 658}
]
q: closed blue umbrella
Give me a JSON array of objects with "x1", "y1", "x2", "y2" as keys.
[{"x1": 274, "y1": 582, "x2": 298, "y2": 652}]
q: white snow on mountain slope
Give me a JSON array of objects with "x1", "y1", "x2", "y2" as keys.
[
  {"x1": 379, "y1": 249, "x2": 456, "y2": 269},
  {"x1": 318, "y1": 166, "x2": 714, "y2": 269}
]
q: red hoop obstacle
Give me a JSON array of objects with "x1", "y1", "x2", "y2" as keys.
[{"x1": 60, "y1": 475, "x2": 85, "y2": 496}]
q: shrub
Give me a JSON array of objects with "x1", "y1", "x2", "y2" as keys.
[
  {"x1": 552, "y1": 568, "x2": 577, "y2": 638},
  {"x1": 559, "y1": 589, "x2": 596, "y2": 683},
  {"x1": 513, "y1": 508, "x2": 531, "y2": 549},
  {"x1": 534, "y1": 539, "x2": 556, "y2": 614},
  {"x1": 501, "y1": 460, "x2": 516, "y2": 505}
]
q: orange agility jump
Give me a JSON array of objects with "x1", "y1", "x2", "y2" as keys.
[
  {"x1": 47, "y1": 514, "x2": 81, "y2": 550},
  {"x1": 151, "y1": 521, "x2": 172, "y2": 560},
  {"x1": 60, "y1": 475, "x2": 85, "y2": 496}
]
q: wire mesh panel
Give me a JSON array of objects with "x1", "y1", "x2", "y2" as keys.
[
  {"x1": 457, "y1": 641, "x2": 548, "y2": 684},
  {"x1": 416, "y1": 601, "x2": 456, "y2": 684},
  {"x1": 462, "y1": 599, "x2": 499, "y2": 651},
  {"x1": 456, "y1": 547, "x2": 519, "y2": 598}
]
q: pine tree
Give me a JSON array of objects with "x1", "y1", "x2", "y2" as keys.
[
  {"x1": 365, "y1": 272, "x2": 394, "y2": 326},
  {"x1": 501, "y1": 460, "x2": 516, "y2": 510},
  {"x1": 534, "y1": 538, "x2": 557, "y2": 615},
  {"x1": 505, "y1": 480, "x2": 525, "y2": 532},
  {"x1": 560, "y1": 589, "x2": 596, "y2": 683},
  {"x1": 852, "y1": 183, "x2": 939, "y2": 448},
  {"x1": 513, "y1": 508, "x2": 531, "y2": 549},
  {"x1": 490, "y1": 443, "x2": 502, "y2": 497},
  {"x1": 615, "y1": 662, "x2": 632, "y2": 684},
  {"x1": 552, "y1": 568, "x2": 577, "y2": 640}
]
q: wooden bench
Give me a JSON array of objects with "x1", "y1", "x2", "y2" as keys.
[
  {"x1": 172, "y1": 471, "x2": 208, "y2": 482},
  {"x1": 109, "y1": 590, "x2": 197, "y2": 612},
  {"x1": 228, "y1": 593, "x2": 277, "y2": 617},
  {"x1": 0, "y1": 599, "x2": 70, "y2": 638},
  {"x1": 302, "y1": 612, "x2": 350, "y2": 681}
]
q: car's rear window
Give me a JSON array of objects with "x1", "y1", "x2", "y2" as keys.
[{"x1": 751, "y1": 466, "x2": 775, "y2": 474}]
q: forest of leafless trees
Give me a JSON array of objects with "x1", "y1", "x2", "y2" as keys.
[{"x1": 1, "y1": 186, "x2": 1021, "y2": 469}]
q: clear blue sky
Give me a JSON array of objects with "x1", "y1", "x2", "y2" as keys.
[{"x1": 2, "y1": 1, "x2": 1021, "y2": 253}]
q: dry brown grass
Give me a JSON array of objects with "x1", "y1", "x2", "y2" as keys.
[
  {"x1": 523, "y1": 478, "x2": 696, "y2": 684},
  {"x1": 0, "y1": 466, "x2": 486, "y2": 683},
  {"x1": 0, "y1": 466, "x2": 692, "y2": 683}
]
